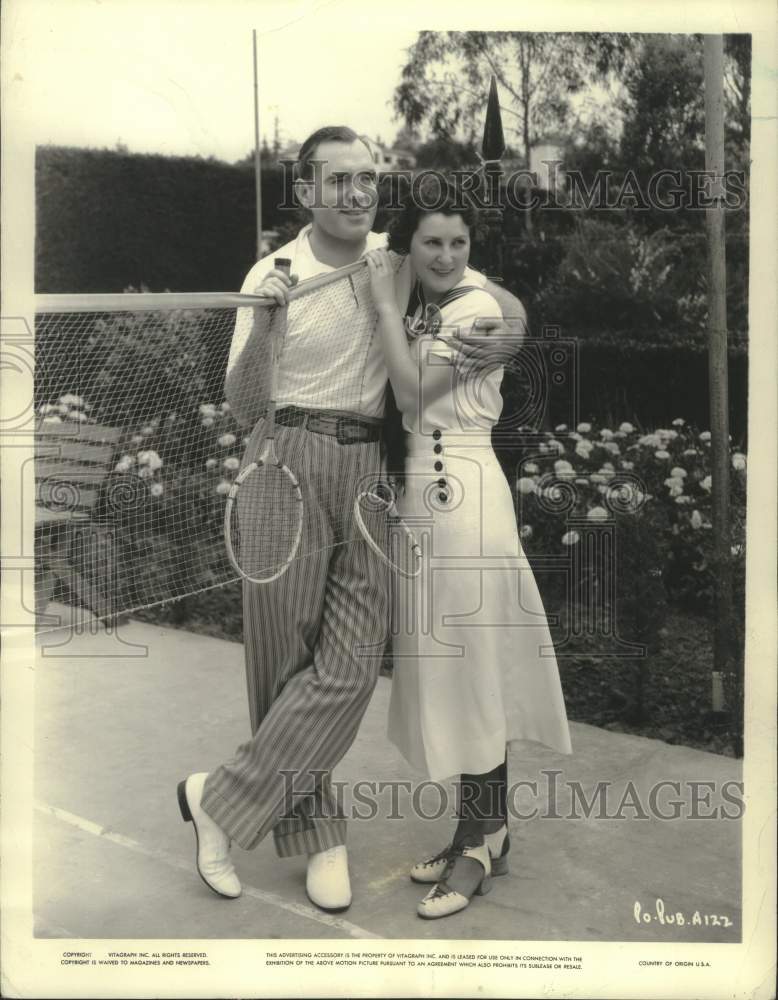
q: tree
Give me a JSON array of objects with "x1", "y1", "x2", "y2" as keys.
[{"x1": 393, "y1": 32, "x2": 631, "y2": 169}]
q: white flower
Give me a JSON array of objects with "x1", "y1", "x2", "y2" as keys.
[
  {"x1": 699, "y1": 431, "x2": 711, "y2": 442},
  {"x1": 39, "y1": 403, "x2": 57, "y2": 414},
  {"x1": 682, "y1": 448, "x2": 698, "y2": 457},
  {"x1": 675, "y1": 495, "x2": 691, "y2": 505},
  {"x1": 216, "y1": 480, "x2": 231, "y2": 495},
  {"x1": 59, "y1": 393, "x2": 84, "y2": 407},
  {"x1": 575, "y1": 477, "x2": 589, "y2": 485},
  {"x1": 538, "y1": 443, "x2": 549, "y2": 454},
  {"x1": 669, "y1": 483, "x2": 684, "y2": 498},
  {"x1": 576, "y1": 422, "x2": 592, "y2": 433},
  {"x1": 587, "y1": 506, "x2": 609, "y2": 522},
  {"x1": 575, "y1": 441, "x2": 594, "y2": 458},
  {"x1": 524, "y1": 462, "x2": 539, "y2": 474},
  {"x1": 131, "y1": 434, "x2": 144, "y2": 445},
  {"x1": 199, "y1": 403, "x2": 217, "y2": 417},
  {"x1": 597, "y1": 484, "x2": 609, "y2": 494},
  {"x1": 613, "y1": 430, "x2": 627, "y2": 439},
  {"x1": 58, "y1": 402, "x2": 70, "y2": 415},
  {"x1": 548, "y1": 439, "x2": 565, "y2": 454},
  {"x1": 217, "y1": 433, "x2": 237, "y2": 447},
  {"x1": 242, "y1": 437, "x2": 250, "y2": 447},
  {"x1": 568, "y1": 431, "x2": 582, "y2": 441},
  {"x1": 639, "y1": 434, "x2": 660, "y2": 448},
  {"x1": 672, "y1": 417, "x2": 685, "y2": 427},
  {"x1": 167, "y1": 412, "x2": 178, "y2": 423},
  {"x1": 138, "y1": 466, "x2": 154, "y2": 480},
  {"x1": 69, "y1": 410, "x2": 88, "y2": 422},
  {"x1": 220, "y1": 401, "x2": 231, "y2": 413},
  {"x1": 205, "y1": 458, "x2": 218, "y2": 470},
  {"x1": 621, "y1": 460, "x2": 634, "y2": 470},
  {"x1": 42, "y1": 415, "x2": 62, "y2": 423},
  {"x1": 137, "y1": 449, "x2": 163, "y2": 471},
  {"x1": 141, "y1": 424, "x2": 155, "y2": 436},
  {"x1": 553, "y1": 459, "x2": 574, "y2": 474},
  {"x1": 690, "y1": 509, "x2": 703, "y2": 529},
  {"x1": 554, "y1": 424, "x2": 568, "y2": 433},
  {"x1": 202, "y1": 417, "x2": 215, "y2": 428},
  {"x1": 519, "y1": 524, "x2": 533, "y2": 540},
  {"x1": 114, "y1": 460, "x2": 132, "y2": 474},
  {"x1": 603, "y1": 442, "x2": 621, "y2": 455},
  {"x1": 562, "y1": 530, "x2": 580, "y2": 546},
  {"x1": 732, "y1": 453, "x2": 746, "y2": 471},
  {"x1": 599, "y1": 428, "x2": 614, "y2": 440},
  {"x1": 517, "y1": 477, "x2": 536, "y2": 495},
  {"x1": 223, "y1": 456, "x2": 240, "y2": 471},
  {"x1": 619, "y1": 422, "x2": 635, "y2": 433},
  {"x1": 589, "y1": 473, "x2": 606, "y2": 484},
  {"x1": 700, "y1": 475, "x2": 712, "y2": 492},
  {"x1": 670, "y1": 466, "x2": 687, "y2": 478},
  {"x1": 150, "y1": 483, "x2": 164, "y2": 498},
  {"x1": 655, "y1": 450, "x2": 671, "y2": 460}
]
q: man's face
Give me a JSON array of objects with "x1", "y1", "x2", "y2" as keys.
[{"x1": 296, "y1": 139, "x2": 378, "y2": 244}]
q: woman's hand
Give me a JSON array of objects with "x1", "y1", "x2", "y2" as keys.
[
  {"x1": 365, "y1": 248, "x2": 397, "y2": 310},
  {"x1": 253, "y1": 268, "x2": 298, "y2": 307}
]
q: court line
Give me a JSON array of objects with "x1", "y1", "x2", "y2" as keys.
[{"x1": 36, "y1": 801, "x2": 383, "y2": 940}]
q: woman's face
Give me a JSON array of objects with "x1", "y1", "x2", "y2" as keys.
[{"x1": 409, "y1": 212, "x2": 471, "y2": 301}]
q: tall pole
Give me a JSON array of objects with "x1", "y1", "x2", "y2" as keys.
[
  {"x1": 703, "y1": 35, "x2": 738, "y2": 754},
  {"x1": 253, "y1": 29, "x2": 263, "y2": 261},
  {"x1": 481, "y1": 75, "x2": 505, "y2": 281}
]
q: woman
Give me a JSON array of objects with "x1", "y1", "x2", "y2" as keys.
[{"x1": 365, "y1": 182, "x2": 572, "y2": 920}]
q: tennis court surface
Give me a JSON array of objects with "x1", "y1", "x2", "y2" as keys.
[{"x1": 34, "y1": 607, "x2": 742, "y2": 942}]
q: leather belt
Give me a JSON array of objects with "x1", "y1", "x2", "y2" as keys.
[{"x1": 271, "y1": 405, "x2": 382, "y2": 444}]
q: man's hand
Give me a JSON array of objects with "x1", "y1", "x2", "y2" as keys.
[
  {"x1": 448, "y1": 313, "x2": 527, "y2": 374},
  {"x1": 253, "y1": 268, "x2": 299, "y2": 306}
]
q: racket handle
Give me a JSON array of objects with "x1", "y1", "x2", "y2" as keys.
[{"x1": 274, "y1": 258, "x2": 292, "y2": 276}]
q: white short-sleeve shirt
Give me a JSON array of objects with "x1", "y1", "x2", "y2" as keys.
[{"x1": 227, "y1": 224, "x2": 487, "y2": 419}]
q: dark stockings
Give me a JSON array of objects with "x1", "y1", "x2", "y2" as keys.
[
  {"x1": 439, "y1": 756, "x2": 508, "y2": 898},
  {"x1": 454, "y1": 755, "x2": 507, "y2": 843}
]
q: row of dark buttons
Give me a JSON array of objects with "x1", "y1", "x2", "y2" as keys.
[{"x1": 432, "y1": 429, "x2": 448, "y2": 502}]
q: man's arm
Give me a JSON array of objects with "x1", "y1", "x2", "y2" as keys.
[
  {"x1": 480, "y1": 279, "x2": 528, "y2": 338},
  {"x1": 224, "y1": 258, "x2": 295, "y2": 429},
  {"x1": 448, "y1": 279, "x2": 528, "y2": 372},
  {"x1": 224, "y1": 306, "x2": 275, "y2": 430}
]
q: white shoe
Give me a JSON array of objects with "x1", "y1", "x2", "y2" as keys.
[
  {"x1": 306, "y1": 845, "x2": 352, "y2": 913},
  {"x1": 177, "y1": 772, "x2": 242, "y2": 899},
  {"x1": 411, "y1": 824, "x2": 510, "y2": 883},
  {"x1": 417, "y1": 842, "x2": 492, "y2": 920}
]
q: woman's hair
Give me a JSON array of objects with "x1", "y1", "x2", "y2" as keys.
[
  {"x1": 387, "y1": 175, "x2": 479, "y2": 256},
  {"x1": 382, "y1": 178, "x2": 480, "y2": 491}
]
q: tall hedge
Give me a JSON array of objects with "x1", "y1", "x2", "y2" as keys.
[{"x1": 35, "y1": 146, "x2": 293, "y2": 293}]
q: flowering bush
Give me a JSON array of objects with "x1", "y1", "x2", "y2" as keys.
[
  {"x1": 514, "y1": 417, "x2": 746, "y2": 612},
  {"x1": 512, "y1": 417, "x2": 746, "y2": 721}
]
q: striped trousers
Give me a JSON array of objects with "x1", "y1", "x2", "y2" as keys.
[{"x1": 201, "y1": 421, "x2": 390, "y2": 856}]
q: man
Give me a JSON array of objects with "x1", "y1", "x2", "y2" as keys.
[{"x1": 177, "y1": 125, "x2": 526, "y2": 912}]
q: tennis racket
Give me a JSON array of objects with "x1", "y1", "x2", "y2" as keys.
[
  {"x1": 224, "y1": 258, "x2": 304, "y2": 583},
  {"x1": 354, "y1": 482, "x2": 423, "y2": 579}
]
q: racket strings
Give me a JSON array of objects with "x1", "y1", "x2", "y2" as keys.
[{"x1": 230, "y1": 461, "x2": 303, "y2": 581}]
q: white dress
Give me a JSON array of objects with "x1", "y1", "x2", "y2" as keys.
[{"x1": 387, "y1": 281, "x2": 573, "y2": 781}]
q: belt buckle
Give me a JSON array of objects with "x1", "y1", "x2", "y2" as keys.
[{"x1": 336, "y1": 417, "x2": 365, "y2": 445}]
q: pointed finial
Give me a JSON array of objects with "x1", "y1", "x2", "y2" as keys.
[{"x1": 481, "y1": 75, "x2": 505, "y2": 161}]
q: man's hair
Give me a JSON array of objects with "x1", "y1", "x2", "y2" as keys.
[{"x1": 295, "y1": 125, "x2": 372, "y2": 181}]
